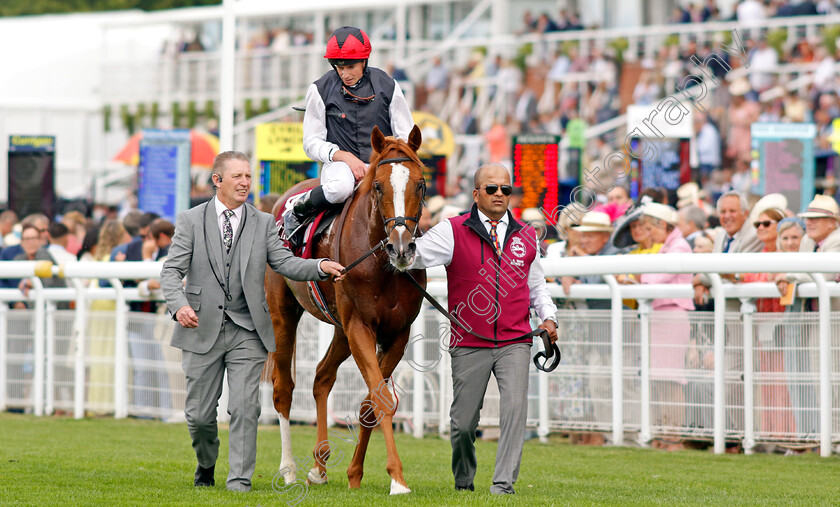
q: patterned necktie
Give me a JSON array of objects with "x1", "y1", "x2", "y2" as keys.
[
  {"x1": 223, "y1": 209, "x2": 234, "y2": 253},
  {"x1": 489, "y1": 220, "x2": 502, "y2": 257},
  {"x1": 722, "y1": 236, "x2": 733, "y2": 253}
]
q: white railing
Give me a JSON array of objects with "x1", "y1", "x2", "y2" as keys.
[{"x1": 3, "y1": 254, "x2": 840, "y2": 458}]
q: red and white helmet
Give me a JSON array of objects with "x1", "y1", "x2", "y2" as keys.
[{"x1": 324, "y1": 26, "x2": 372, "y2": 66}]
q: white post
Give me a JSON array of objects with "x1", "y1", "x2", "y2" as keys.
[
  {"x1": 638, "y1": 299, "x2": 652, "y2": 446},
  {"x1": 411, "y1": 305, "x2": 425, "y2": 439},
  {"x1": 0, "y1": 302, "x2": 7, "y2": 412},
  {"x1": 111, "y1": 278, "x2": 129, "y2": 419},
  {"x1": 438, "y1": 339, "x2": 449, "y2": 438},
  {"x1": 32, "y1": 278, "x2": 46, "y2": 417},
  {"x1": 45, "y1": 302, "x2": 56, "y2": 416},
  {"x1": 219, "y1": 0, "x2": 236, "y2": 151},
  {"x1": 538, "y1": 356, "x2": 550, "y2": 443},
  {"x1": 71, "y1": 279, "x2": 87, "y2": 419},
  {"x1": 317, "y1": 321, "x2": 335, "y2": 427},
  {"x1": 219, "y1": 370, "x2": 230, "y2": 423},
  {"x1": 740, "y1": 298, "x2": 756, "y2": 455},
  {"x1": 709, "y1": 274, "x2": 726, "y2": 454},
  {"x1": 811, "y1": 273, "x2": 832, "y2": 457},
  {"x1": 603, "y1": 275, "x2": 623, "y2": 445},
  {"x1": 395, "y1": 3, "x2": 407, "y2": 64}
]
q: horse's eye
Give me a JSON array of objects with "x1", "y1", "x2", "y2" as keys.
[{"x1": 373, "y1": 182, "x2": 382, "y2": 192}]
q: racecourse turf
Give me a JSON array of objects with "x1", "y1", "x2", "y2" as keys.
[{"x1": 0, "y1": 412, "x2": 838, "y2": 506}]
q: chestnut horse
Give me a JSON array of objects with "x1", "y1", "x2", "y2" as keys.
[{"x1": 265, "y1": 125, "x2": 426, "y2": 494}]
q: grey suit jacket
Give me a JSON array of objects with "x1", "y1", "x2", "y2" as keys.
[
  {"x1": 711, "y1": 224, "x2": 763, "y2": 254},
  {"x1": 161, "y1": 200, "x2": 325, "y2": 354}
]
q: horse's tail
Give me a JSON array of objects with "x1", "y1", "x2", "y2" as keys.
[
  {"x1": 260, "y1": 343, "x2": 296, "y2": 383},
  {"x1": 260, "y1": 355, "x2": 274, "y2": 383}
]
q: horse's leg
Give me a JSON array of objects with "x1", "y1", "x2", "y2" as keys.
[
  {"x1": 266, "y1": 271, "x2": 303, "y2": 484},
  {"x1": 306, "y1": 327, "x2": 351, "y2": 485},
  {"x1": 345, "y1": 323, "x2": 411, "y2": 494}
]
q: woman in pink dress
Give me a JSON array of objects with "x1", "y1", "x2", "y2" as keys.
[{"x1": 639, "y1": 203, "x2": 694, "y2": 448}]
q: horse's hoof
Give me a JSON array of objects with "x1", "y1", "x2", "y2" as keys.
[
  {"x1": 279, "y1": 461, "x2": 297, "y2": 485},
  {"x1": 390, "y1": 479, "x2": 411, "y2": 495},
  {"x1": 306, "y1": 467, "x2": 328, "y2": 485}
]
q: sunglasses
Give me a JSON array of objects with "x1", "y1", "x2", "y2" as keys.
[
  {"x1": 477, "y1": 184, "x2": 513, "y2": 196},
  {"x1": 753, "y1": 220, "x2": 776, "y2": 229}
]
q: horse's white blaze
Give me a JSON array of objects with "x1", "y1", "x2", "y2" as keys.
[
  {"x1": 390, "y1": 163, "x2": 410, "y2": 220},
  {"x1": 278, "y1": 414, "x2": 297, "y2": 484}
]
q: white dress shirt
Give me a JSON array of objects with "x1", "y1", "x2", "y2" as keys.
[
  {"x1": 214, "y1": 196, "x2": 243, "y2": 240},
  {"x1": 302, "y1": 78, "x2": 414, "y2": 163},
  {"x1": 411, "y1": 208, "x2": 558, "y2": 322}
]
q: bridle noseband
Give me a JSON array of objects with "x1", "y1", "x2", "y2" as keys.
[{"x1": 375, "y1": 156, "x2": 426, "y2": 237}]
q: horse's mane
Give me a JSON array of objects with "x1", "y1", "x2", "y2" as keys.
[{"x1": 358, "y1": 136, "x2": 425, "y2": 195}]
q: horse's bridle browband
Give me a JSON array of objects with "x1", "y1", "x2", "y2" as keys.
[{"x1": 375, "y1": 156, "x2": 426, "y2": 237}]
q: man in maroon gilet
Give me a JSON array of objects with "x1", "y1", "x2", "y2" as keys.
[{"x1": 410, "y1": 163, "x2": 558, "y2": 494}]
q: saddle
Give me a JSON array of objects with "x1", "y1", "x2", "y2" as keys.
[{"x1": 276, "y1": 190, "x2": 342, "y2": 258}]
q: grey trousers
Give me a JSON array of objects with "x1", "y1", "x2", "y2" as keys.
[
  {"x1": 450, "y1": 343, "x2": 530, "y2": 494},
  {"x1": 181, "y1": 319, "x2": 267, "y2": 491}
]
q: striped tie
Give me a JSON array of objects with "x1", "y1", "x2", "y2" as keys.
[{"x1": 489, "y1": 219, "x2": 502, "y2": 257}]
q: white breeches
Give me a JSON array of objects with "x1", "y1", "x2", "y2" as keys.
[{"x1": 321, "y1": 161, "x2": 357, "y2": 204}]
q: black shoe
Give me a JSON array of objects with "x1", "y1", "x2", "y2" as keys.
[
  {"x1": 286, "y1": 186, "x2": 330, "y2": 248},
  {"x1": 455, "y1": 484, "x2": 474, "y2": 491},
  {"x1": 194, "y1": 464, "x2": 215, "y2": 487}
]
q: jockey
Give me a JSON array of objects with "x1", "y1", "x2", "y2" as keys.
[{"x1": 285, "y1": 26, "x2": 414, "y2": 242}]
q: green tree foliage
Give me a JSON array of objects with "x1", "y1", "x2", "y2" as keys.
[{"x1": 0, "y1": 0, "x2": 220, "y2": 17}]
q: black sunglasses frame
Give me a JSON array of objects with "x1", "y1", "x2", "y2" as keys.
[{"x1": 477, "y1": 184, "x2": 513, "y2": 196}]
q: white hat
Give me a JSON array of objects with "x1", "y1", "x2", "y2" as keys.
[
  {"x1": 729, "y1": 78, "x2": 751, "y2": 97},
  {"x1": 642, "y1": 202, "x2": 679, "y2": 227},
  {"x1": 426, "y1": 195, "x2": 446, "y2": 215},
  {"x1": 676, "y1": 182, "x2": 708, "y2": 209},
  {"x1": 438, "y1": 205, "x2": 462, "y2": 221},
  {"x1": 799, "y1": 195, "x2": 840, "y2": 220},
  {"x1": 572, "y1": 211, "x2": 614, "y2": 232},
  {"x1": 521, "y1": 207, "x2": 546, "y2": 226},
  {"x1": 749, "y1": 193, "x2": 788, "y2": 224}
]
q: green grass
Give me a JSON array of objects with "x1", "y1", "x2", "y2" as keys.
[{"x1": 1, "y1": 413, "x2": 839, "y2": 506}]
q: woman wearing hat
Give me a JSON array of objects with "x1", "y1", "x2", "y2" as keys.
[
  {"x1": 737, "y1": 202, "x2": 795, "y2": 437},
  {"x1": 638, "y1": 203, "x2": 693, "y2": 448}
]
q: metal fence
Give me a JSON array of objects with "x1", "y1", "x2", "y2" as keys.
[{"x1": 3, "y1": 254, "x2": 840, "y2": 457}]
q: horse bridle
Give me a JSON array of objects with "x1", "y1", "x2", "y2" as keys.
[
  {"x1": 374, "y1": 156, "x2": 426, "y2": 238},
  {"x1": 335, "y1": 156, "x2": 425, "y2": 275}
]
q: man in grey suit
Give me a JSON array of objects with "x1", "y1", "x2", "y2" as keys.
[{"x1": 161, "y1": 151, "x2": 344, "y2": 492}]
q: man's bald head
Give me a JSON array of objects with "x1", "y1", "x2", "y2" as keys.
[{"x1": 474, "y1": 163, "x2": 511, "y2": 188}]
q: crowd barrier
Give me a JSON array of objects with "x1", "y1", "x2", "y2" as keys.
[{"x1": 2, "y1": 254, "x2": 840, "y2": 457}]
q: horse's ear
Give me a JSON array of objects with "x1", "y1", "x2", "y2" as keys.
[
  {"x1": 407, "y1": 124, "x2": 422, "y2": 153},
  {"x1": 371, "y1": 126, "x2": 386, "y2": 155}
]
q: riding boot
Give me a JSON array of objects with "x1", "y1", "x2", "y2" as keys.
[{"x1": 285, "y1": 186, "x2": 330, "y2": 247}]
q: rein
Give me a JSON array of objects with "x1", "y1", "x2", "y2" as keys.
[{"x1": 401, "y1": 273, "x2": 561, "y2": 373}]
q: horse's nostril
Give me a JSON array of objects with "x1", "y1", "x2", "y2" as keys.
[
  {"x1": 385, "y1": 243, "x2": 396, "y2": 256},
  {"x1": 407, "y1": 242, "x2": 416, "y2": 255}
]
